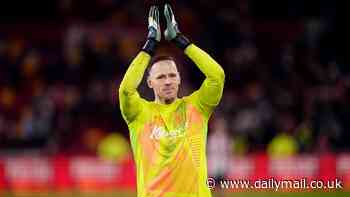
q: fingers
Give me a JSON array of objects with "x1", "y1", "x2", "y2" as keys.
[
  {"x1": 155, "y1": 6, "x2": 160, "y2": 27},
  {"x1": 164, "y1": 4, "x2": 172, "y2": 24},
  {"x1": 147, "y1": 5, "x2": 161, "y2": 41},
  {"x1": 148, "y1": 6, "x2": 154, "y2": 25},
  {"x1": 167, "y1": 4, "x2": 175, "y2": 21},
  {"x1": 149, "y1": 6, "x2": 155, "y2": 19},
  {"x1": 149, "y1": 6, "x2": 160, "y2": 27},
  {"x1": 149, "y1": 6, "x2": 160, "y2": 24}
]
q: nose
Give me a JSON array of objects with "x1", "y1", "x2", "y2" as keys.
[{"x1": 164, "y1": 77, "x2": 172, "y2": 85}]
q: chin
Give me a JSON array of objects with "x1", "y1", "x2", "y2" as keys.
[
  {"x1": 163, "y1": 95, "x2": 176, "y2": 103},
  {"x1": 164, "y1": 95, "x2": 175, "y2": 100}
]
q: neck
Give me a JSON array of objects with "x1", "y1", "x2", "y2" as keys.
[{"x1": 155, "y1": 96, "x2": 177, "y2": 104}]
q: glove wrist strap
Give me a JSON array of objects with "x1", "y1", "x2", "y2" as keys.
[
  {"x1": 142, "y1": 39, "x2": 158, "y2": 56},
  {"x1": 173, "y1": 34, "x2": 191, "y2": 50}
]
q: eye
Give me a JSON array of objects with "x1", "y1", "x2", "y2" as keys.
[
  {"x1": 156, "y1": 74, "x2": 166, "y2": 79},
  {"x1": 169, "y1": 73, "x2": 177, "y2": 78}
]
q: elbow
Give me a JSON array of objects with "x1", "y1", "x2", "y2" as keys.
[
  {"x1": 118, "y1": 86, "x2": 124, "y2": 103},
  {"x1": 118, "y1": 84, "x2": 129, "y2": 97},
  {"x1": 219, "y1": 68, "x2": 225, "y2": 82},
  {"x1": 119, "y1": 88, "x2": 130, "y2": 99},
  {"x1": 216, "y1": 67, "x2": 225, "y2": 83},
  {"x1": 118, "y1": 84, "x2": 125, "y2": 95},
  {"x1": 119, "y1": 84, "x2": 136, "y2": 98},
  {"x1": 212, "y1": 61, "x2": 225, "y2": 82},
  {"x1": 207, "y1": 67, "x2": 225, "y2": 85},
  {"x1": 206, "y1": 68, "x2": 225, "y2": 87}
]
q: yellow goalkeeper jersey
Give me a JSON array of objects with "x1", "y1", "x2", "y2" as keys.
[{"x1": 119, "y1": 44, "x2": 225, "y2": 197}]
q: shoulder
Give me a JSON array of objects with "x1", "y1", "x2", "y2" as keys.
[
  {"x1": 183, "y1": 91, "x2": 214, "y2": 118},
  {"x1": 181, "y1": 94, "x2": 195, "y2": 106},
  {"x1": 182, "y1": 91, "x2": 201, "y2": 108},
  {"x1": 140, "y1": 98, "x2": 152, "y2": 108},
  {"x1": 182, "y1": 94, "x2": 206, "y2": 116}
]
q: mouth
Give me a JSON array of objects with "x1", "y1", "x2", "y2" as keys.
[{"x1": 163, "y1": 88, "x2": 174, "y2": 94}]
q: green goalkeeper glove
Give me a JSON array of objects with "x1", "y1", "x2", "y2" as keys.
[
  {"x1": 142, "y1": 5, "x2": 161, "y2": 55},
  {"x1": 163, "y1": 3, "x2": 191, "y2": 50}
]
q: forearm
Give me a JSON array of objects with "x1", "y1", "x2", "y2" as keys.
[
  {"x1": 185, "y1": 44, "x2": 225, "y2": 114},
  {"x1": 119, "y1": 51, "x2": 151, "y2": 123},
  {"x1": 184, "y1": 44, "x2": 225, "y2": 83},
  {"x1": 119, "y1": 5, "x2": 158, "y2": 124},
  {"x1": 119, "y1": 51, "x2": 151, "y2": 95},
  {"x1": 164, "y1": 3, "x2": 225, "y2": 114}
]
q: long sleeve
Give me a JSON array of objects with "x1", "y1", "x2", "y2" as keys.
[
  {"x1": 185, "y1": 44, "x2": 225, "y2": 116},
  {"x1": 119, "y1": 51, "x2": 151, "y2": 124}
]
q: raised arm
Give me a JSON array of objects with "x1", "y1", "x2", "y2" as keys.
[
  {"x1": 119, "y1": 5, "x2": 161, "y2": 124},
  {"x1": 119, "y1": 52, "x2": 151, "y2": 124},
  {"x1": 185, "y1": 44, "x2": 225, "y2": 115},
  {"x1": 163, "y1": 4, "x2": 225, "y2": 115}
]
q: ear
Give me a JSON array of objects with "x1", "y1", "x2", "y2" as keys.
[{"x1": 147, "y1": 77, "x2": 153, "y2": 88}]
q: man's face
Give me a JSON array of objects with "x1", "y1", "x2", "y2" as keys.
[{"x1": 147, "y1": 60, "x2": 180, "y2": 103}]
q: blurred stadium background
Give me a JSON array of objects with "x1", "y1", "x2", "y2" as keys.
[{"x1": 0, "y1": 0, "x2": 349, "y2": 196}]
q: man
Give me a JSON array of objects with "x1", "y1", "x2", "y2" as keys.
[{"x1": 119, "y1": 4, "x2": 225, "y2": 197}]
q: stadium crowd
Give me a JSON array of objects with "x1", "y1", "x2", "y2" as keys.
[{"x1": 0, "y1": 0, "x2": 348, "y2": 157}]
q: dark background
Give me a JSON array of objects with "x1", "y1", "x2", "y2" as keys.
[{"x1": 0, "y1": 0, "x2": 349, "y2": 155}]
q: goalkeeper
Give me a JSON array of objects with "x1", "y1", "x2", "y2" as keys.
[{"x1": 119, "y1": 3, "x2": 225, "y2": 197}]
